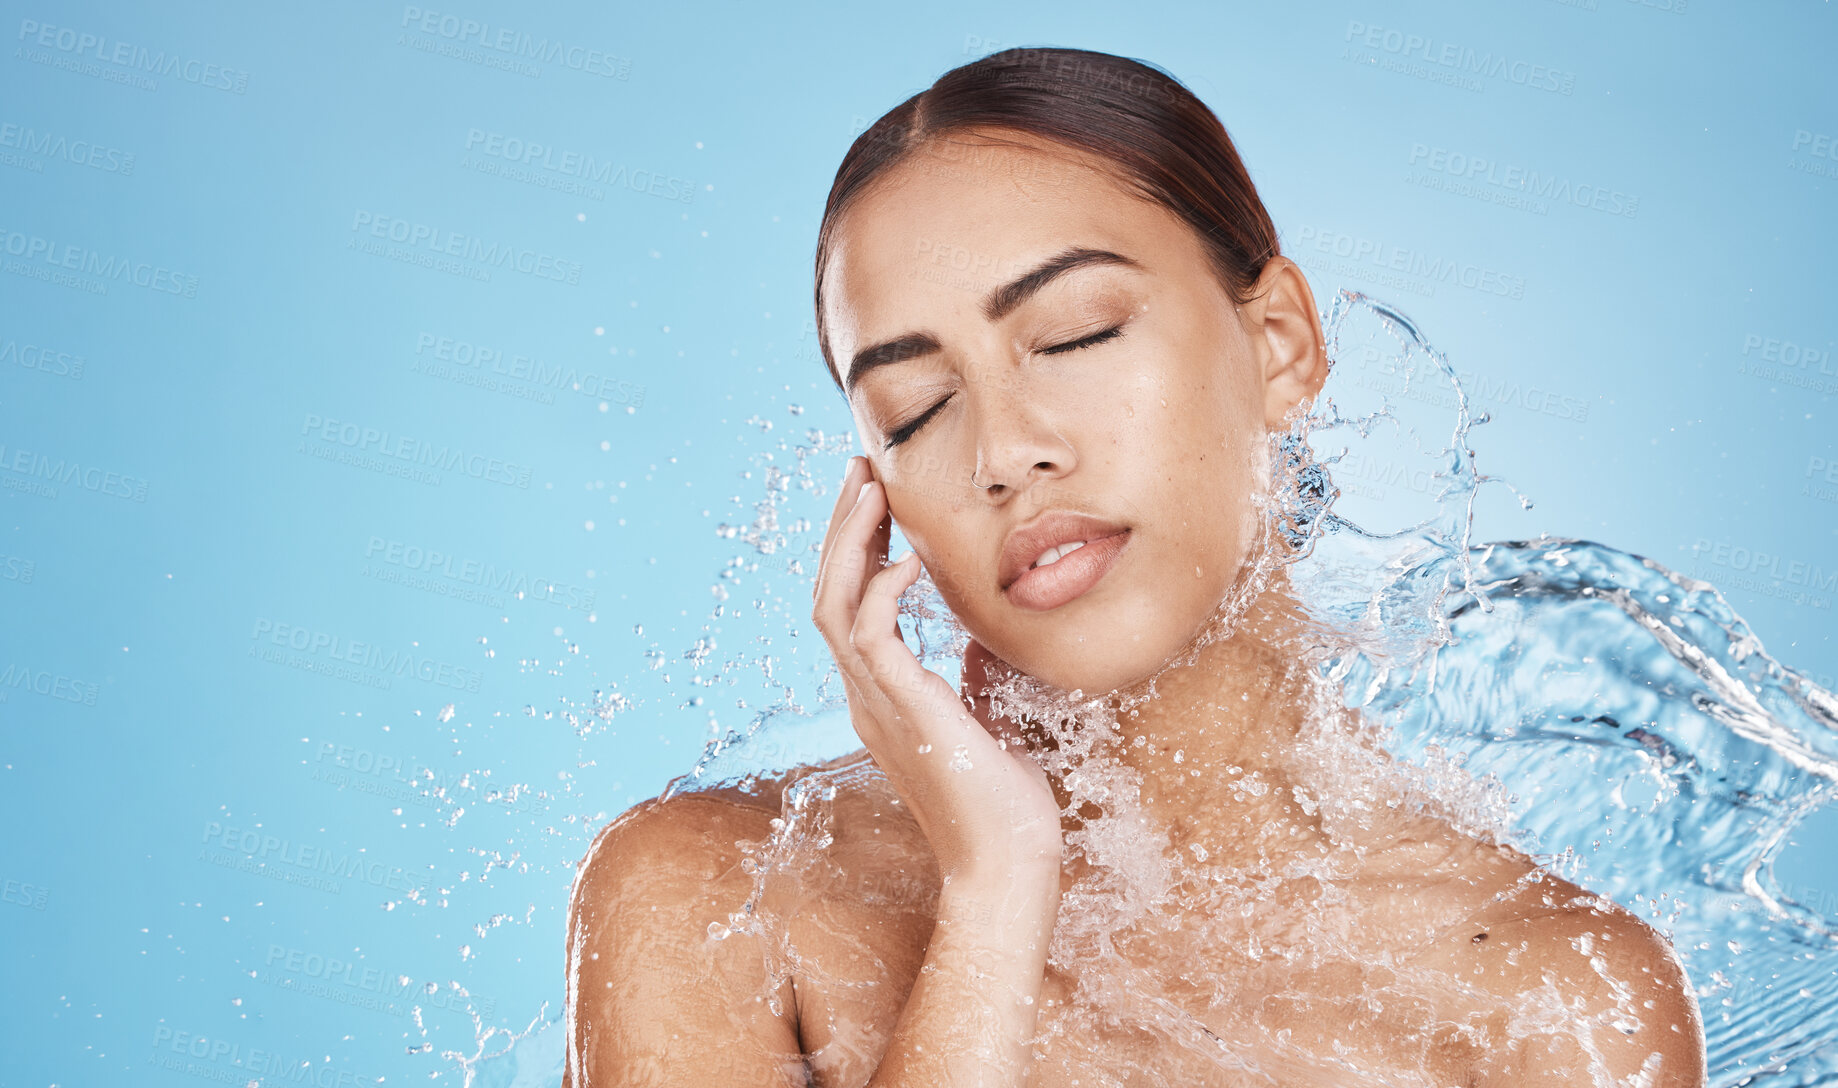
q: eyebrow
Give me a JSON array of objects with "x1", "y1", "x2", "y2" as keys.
[{"x1": 843, "y1": 246, "x2": 1141, "y2": 393}]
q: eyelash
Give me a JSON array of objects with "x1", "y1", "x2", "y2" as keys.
[
  {"x1": 881, "y1": 325, "x2": 1127, "y2": 449},
  {"x1": 1039, "y1": 324, "x2": 1124, "y2": 355}
]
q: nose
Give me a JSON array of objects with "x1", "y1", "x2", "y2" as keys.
[{"x1": 966, "y1": 372, "x2": 1075, "y2": 498}]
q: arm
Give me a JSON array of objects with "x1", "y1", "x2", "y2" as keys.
[
  {"x1": 863, "y1": 861, "x2": 1061, "y2": 1087},
  {"x1": 812, "y1": 457, "x2": 1068, "y2": 1086},
  {"x1": 566, "y1": 459, "x2": 1067, "y2": 1086},
  {"x1": 564, "y1": 795, "x2": 807, "y2": 1088}
]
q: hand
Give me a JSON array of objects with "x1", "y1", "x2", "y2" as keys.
[{"x1": 811, "y1": 456, "x2": 1064, "y2": 882}]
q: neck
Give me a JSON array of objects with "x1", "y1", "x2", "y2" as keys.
[{"x1": 1075, "y1": 569, "x2": 1331, "y2": 866}]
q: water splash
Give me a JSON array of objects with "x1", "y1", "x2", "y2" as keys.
[{"x1": 646, "y1": 291, "x2": 1837, "y2": 1084}]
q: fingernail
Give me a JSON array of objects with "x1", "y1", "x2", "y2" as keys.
[
  {"x1": 857, "y1": 481, "x2": 873, "y2": 503},
  {"x1": 892, "y1": 549, "x2": 915, "y2": 566}
]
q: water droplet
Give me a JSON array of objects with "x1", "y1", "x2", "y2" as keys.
[{"x1": 949, "y1": 744, "x2": 973, "y2": 772}]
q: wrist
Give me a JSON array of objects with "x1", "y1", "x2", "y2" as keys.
[
  {"x1": 951, "y1": 825, "x2": 1064, "y2": 885},
  {"x1": 944, "y1": 859, "x2": 1062, "y2": 915}
]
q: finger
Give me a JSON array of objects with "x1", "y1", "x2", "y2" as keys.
[
  {"x1": 866, "y1": 476, "x2": 894, "y2": 605},
  {"x1": 813, "y1": 456, "x2": 867, "y2": 601},
  {"x1": 818, "y1": 458, "x2": 863, "y2": 565},
  {"x1": 868, "y1": 487, "x2": 892, "y2": 567},
  {"x1": 847, "y1": 476, "x2": 895, "y2": 622},
  {"x1": 851, "y1": 553, "x2": 951, "y2": 712},
  {"x1": 813, "y1": 478, "x2": 893, "y2": 643},
  {"x1": 814, "y1": 476, "x2": 881, "y2": 629}
]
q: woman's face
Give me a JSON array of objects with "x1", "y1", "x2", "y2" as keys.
[{"x1": 821, "y1": 131, "x2": 1325, "y2": 695}]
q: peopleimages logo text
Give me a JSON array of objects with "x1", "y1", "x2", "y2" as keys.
[
  {"x1": 349, "y1": 211, "x2": 582, "y2": 284},
  {"x1": 1343, "y1": 21, "x2": 1576, "y2": 94},
  {"x1": 399, "y1": 7, "x2": 630, "y2": 78},
  {"x1": 1792, "y1": 130, "x2": 1838, "y2": 161},
  {"x1": 0, "y1": 441, "x2": 149, "y2": 501},
  {"x1": 1691, "y1": 540, "x2": 1838, "y2": 593},
  {"x1": 0, "y1": 336, "x2": 84, "y2": 379},
  {"x1": 1407, "y1": 144, "x2": 1639, "y2": 218},
  {"x1": 201, "y1": 821, "x2": 430, "y2": 893},
  {"x1": 1292, "y1": 225, "x2": 1526, "y2": 299},
  {"x1": 261, "y1": 943, "x2": 496, "y2": 1018},
  {"x1": 1741, "y1": 334, "x2": 1834, "y2": 374},
  {"x1": 365, "y1": 536, "x2": 597, "y2": 613},
  {"x1": 0, "y1": 663, "x2": 98, "y2": 705},
  {"x1": 249, "y1": 617, "x2": 485, "y2": 693},
  {"x1": 0, "y1": 227, "x2": 198, "y2": 296},
  {"x1": 149, "y1": 1028, "x2": 378, "y2": 1088},
  {"x1": 0, "y1": 121, "x2": 135, "y2": 173},
  {"x1": 16, "y1": 19, "x2": 250, "y2": 93},
  {"x1": 463, "y1": 129, "x2": 695, "y2": 203},
  {"x1": 299, "y1": 413, "x2": 533, "y2": 489},
  {"x1": 414, "y1": 332, "x2": 644, "y2": 405}
]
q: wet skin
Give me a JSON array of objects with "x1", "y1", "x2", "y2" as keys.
[
  {"x1": 564, "y1": 131, "x2": 1708, "y2": 1086},
  {"x1": 568, "y1": 750, "x2": 1706, "y2": 1086}
]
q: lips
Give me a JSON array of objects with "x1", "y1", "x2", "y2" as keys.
[{"x1": 998, "y1": 511, "x2": 1132, "y2": 612}]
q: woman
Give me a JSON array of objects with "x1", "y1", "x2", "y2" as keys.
[{"x1": 564, "y1": 47, "x2": 1708, "y2": 1086}]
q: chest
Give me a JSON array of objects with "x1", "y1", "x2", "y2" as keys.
[{"x1": 792, "y1": 893, "x2": 1505, "y2": 1088}]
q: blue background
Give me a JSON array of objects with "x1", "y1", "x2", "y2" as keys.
[{"x1": 2, "y1": 1, "x2": 1833, "y2": 1083}]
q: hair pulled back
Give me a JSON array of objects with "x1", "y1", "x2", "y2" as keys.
[{"x1": 813, "y1": 46, "x2": 1280, "y2": 389}]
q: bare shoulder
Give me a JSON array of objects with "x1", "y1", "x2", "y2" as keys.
[
  {"x1": 564, "y1": 782, "x2": 799, "y2": 1088},
  {"x1": 569, "y1": 747, "x2": 893, "y2": 912},
  {"x1": 564, "y1": 751, "x2": 937, "y2": 1087},
  {"x1": 1414, "y1": 847, "x2": 1708, "y2": 1087}
]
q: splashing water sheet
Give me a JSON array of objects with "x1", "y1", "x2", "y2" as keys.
[{"x1": 542, "y1": 292, "x2": 1837, "y2": 1086}]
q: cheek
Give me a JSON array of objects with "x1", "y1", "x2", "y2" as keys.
[
  {"x1": 887, "y1": 492, "x2": 982, "y2": 599},
  {"x1": 1132, "y1": 381, "x2": 1268, "y2": 579},
  {"x1": 1135, "y1": 369, "x2": 1263, "y2": 489}
]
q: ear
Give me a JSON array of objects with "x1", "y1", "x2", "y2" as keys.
[{"x1": 1240, "y1": 257, "x2": 1328, "y2": 430}]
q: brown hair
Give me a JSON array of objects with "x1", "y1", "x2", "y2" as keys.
[{"x1": 812, "y1": 46, "x2": 1281, "y2": 390}]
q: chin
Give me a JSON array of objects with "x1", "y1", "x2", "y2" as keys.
[
  {"x1": 984, "y1": 592, "x2": 1211, "y2": 699},
  {"x1": 1019, "y1": 650, "x2": 1161, "y2": 700}
]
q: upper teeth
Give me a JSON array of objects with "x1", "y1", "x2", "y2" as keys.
[{"x1": 1030, "y1": 540, "x2": 1087, "y2": 569}]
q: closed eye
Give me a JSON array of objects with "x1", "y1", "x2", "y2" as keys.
[
  {"x1": 882, "y1": 325, "x2": 1127, "y2": 449},
  {"x1": 1039, "y1": 324, "x2": 1125, "y2": 355},
  {"x1": 883, "y1": 393, "x2": 955, "y2": 450}
]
